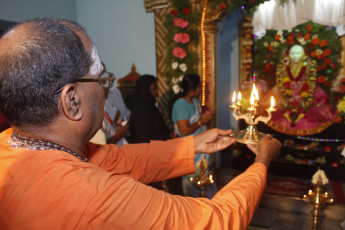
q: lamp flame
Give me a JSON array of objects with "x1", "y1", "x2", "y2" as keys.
[
  {"x1": 253, "y1": 84, "x2": 259, "y2": 101},
  {"x1": 250, "y1": 93, "x2": 254, "y2": 107},
  {"x1": 271, "y1": 96, "x2": 275, "y2": 107},
  {"x1": 232, "y1": 91, "x2": 236, "y2": 103}
]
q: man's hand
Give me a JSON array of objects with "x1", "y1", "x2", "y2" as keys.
[
  {"x1": 194, "y1": 128, "x2": 236, "y2": 154},
  {"x1": 247, "y1": 135, "x2": 281, "y2": 168}
]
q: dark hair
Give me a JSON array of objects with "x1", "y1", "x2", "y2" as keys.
[
  {"x1": 0, "y1": 18, "x2": 92, "y2": 127},
  {"x1": 178, "y1": 73, "x2": 201, "y2": 98},
  {"x1": 132, "y1": 74, "x2": 157, "y2": 108},
  {"x1": 170, "y1": 73, "x2": 201, "y2": 115}
]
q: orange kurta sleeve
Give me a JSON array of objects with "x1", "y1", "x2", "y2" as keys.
[
  {"x1": 0, "y1": 129, "x2": 267, "y2": 230},
  {"x1": 86, "y1": 136, "x2": 195, "y2": 184},
  {"x1": 77, "y1": 163, "x2": 267, "y2": 230}
]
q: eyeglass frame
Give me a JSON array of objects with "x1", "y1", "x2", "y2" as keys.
[{"x1": 54, "y1": 72, "x2": 116, "y2": 94}]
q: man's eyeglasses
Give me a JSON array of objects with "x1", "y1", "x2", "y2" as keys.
[{"x1": 54, "y1": 72, "x2": 116, "y2": 94}]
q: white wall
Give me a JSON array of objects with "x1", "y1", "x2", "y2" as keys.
[
  {"x1": 0, "y1": 0, "x2": 156, "y2": 85},
  {"x1": 0, "y1": 0, "x2": 76, "y2": 22},
  {"x1": 76, "y1": 0, "x2": 156, "y2": 82}
]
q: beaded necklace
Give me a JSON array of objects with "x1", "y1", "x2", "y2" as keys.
[{"x1": 8, "y1": 133, "x2": 88, "y2": 162}]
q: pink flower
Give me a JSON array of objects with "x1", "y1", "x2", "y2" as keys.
[
  {"x1": 173, "y1": 47, "x2": 187, "y2": 59},
  {"x1": 174, "y1": 18, "x2": 189, "y2": 28},
  {"x1": 173, "y1": 33, "x2": 190, "y2": 44}
]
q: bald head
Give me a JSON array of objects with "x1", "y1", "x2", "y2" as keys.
[
  {"x1": 0, "y1": 18, "x2": 93, "y2": 127},
  {"x1": 0, "y1": 22, "x2": 37, "y2": 56}
]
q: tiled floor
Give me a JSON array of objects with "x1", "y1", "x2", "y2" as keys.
[{"x1": 219, "y1": 168, "x2": 345, "y2": 230}]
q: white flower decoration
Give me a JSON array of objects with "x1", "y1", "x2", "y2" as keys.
[
  {"x1": 298, "y1": 37, "x2": 306, "y2": 45},
  {"x1": 263, "y1": 42, "x2": 269, "y2": 47},
  {"x1": 316, "y1": 49, "x2": 323, "y2": 56},
  {"x1": 312, "y1": 34, "x2": 318, "y2": 40},
  {"x1": 172, "y1": 62, "x2": 178, "y2": 70},
  {"x1": 179, "y1": 75, "x2": 183, "y2": 81},
  {"x1": 172, "y1": 84, "x2": 181, "y2": 94},
  {"x1": 311, "y1": 169, "x2": 329, "y2": 185},
  {"x1": 172, "y1": 77, "x2": 178, "y2": 84},
  {"x1": 277, "y1": 30, "x2": 283, "y2": 36},
  {"x1": 179, "y1": 63, "x2": 188, "y2": 72}
]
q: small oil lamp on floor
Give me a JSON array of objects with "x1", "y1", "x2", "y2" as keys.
[
  {"x1": 303, "y1": 169, "x2": 333, "y2": 230},
  {"x1": 229, "y1": 83, "x2": 276, "y2": 144},
  {"x1": 190, "y1": 157, "x2": 214, "y2": 197}
]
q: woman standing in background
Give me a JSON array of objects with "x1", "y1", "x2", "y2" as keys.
[
  {"x1": 129, "y1": 75, "x2": 173, "y2": 142},
  {"x1": 129, "y1": 74, "x2": 181, "y2": 194},
  {"x1": 171, "y1": 73, "x2": 215, "y2": 198}
]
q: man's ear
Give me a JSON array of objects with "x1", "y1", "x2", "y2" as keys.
[{"x1": 60, "y1": 84, "x2": 83, "y2": 121}]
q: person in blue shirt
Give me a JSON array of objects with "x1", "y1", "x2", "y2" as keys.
[{"x1": 171, "y1": 73, "x2": 215, "y2": 197}]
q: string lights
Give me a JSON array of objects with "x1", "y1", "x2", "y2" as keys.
[
  {"x1": 296, "y1": 136, "x2": 345, "y2": 143},
  {"x1": 200, "y1": 0, "x2": 208, "y2": 106}
]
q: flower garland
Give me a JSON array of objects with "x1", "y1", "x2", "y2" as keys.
[
  {"x1": 253, "y1": 21, "x2": 342, "y2": 112},
  {"x1": 164, "y1": 0, "x2": 274, "y2": 93},
  {"x1": 282, "y1": 138, "x2": 345, "y2": 167},
  {"x1": 332, "y1": 75, "x2": 345, "y2": 117},
  {"x1": 163, "y1": 0, "x2": 201, "y2": 94},
  {"x1": 276, "y1": 55, "x2": 317, "y2": 114}
]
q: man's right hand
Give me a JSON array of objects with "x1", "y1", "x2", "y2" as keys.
[{"x1": 247, "y1": 135, "x2": 281, "y2": 168}]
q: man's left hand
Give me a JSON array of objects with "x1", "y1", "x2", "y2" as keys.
[{"x1": 194, "y1": 128, "x2": 235, "y2": 154}]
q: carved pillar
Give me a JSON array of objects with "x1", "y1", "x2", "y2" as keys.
[
  {"x1": 144, "y1": 0, "x2": 224, "y2": 128},
  {"x1": 143, "y1": 0, "x2": 170, "y2": 97},
  {"x1": 144, "y1": 0, "x2": 173, "y2": 128}
]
